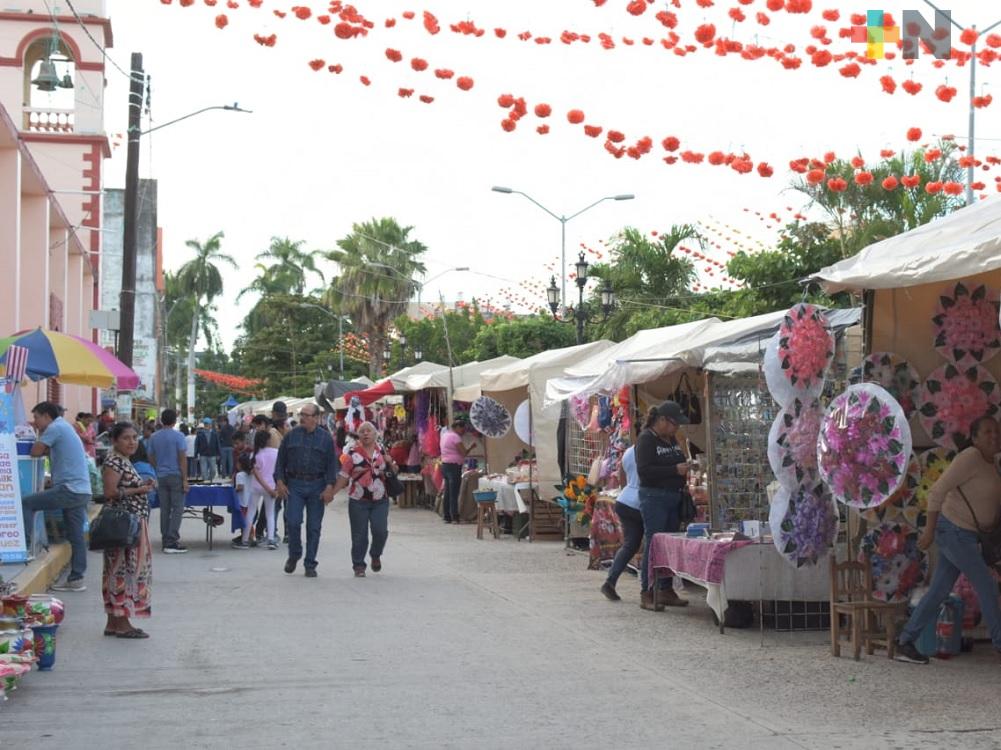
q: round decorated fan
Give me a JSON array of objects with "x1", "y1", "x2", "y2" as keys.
[
  {"x1": 932, "y1": 281, "x2": 1001, "y2": 368},
  {"x1": 513, "y1": 400, "x2": 534, "y2": 445},
  {"x1": 769, "y1": 482, "x2": 838, "y2": 568},
  {"x1": 764, "y1": 304, "x2": 834, "y2": 407},
  {"x1": 767, "y1": 397, "x2": 823, "y2": 490},
  {"x1": 860, "y1": 521, "x2": 928, "y2": 603},
  {"x1": 859, "y1": 452, "x2": 922, "y2": 528},
  {"x1": 861, "y1": 352, "x2": 921, "y2": 420},
  {"x1": 817, "y1": 384, "x2": 913, "y2": 509},
  {"x1": 918, "y1": 363, "x2": 1001, "y2": 451},
  {"x1": 469, "y1": 396, "x2": 512, "y2": 438}
]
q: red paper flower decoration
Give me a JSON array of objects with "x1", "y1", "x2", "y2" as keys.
[
  {"x1": 882, "y1": 176, "x2": 899, "y2": 191},
  {"x1": 906, "y1": 127, "x2": 922, "y2": 141},
  {"x1": 385, "y1": 48, "x2": 402, "y2": 62},
  {"x1": 456, "y1": 76, "x2": 474, "y2": 91},
  {"x1": 534, "y1": 103, "x2": 552, "y2": 118},
  {"x1": 567, "y1": 109, "x2": 585, "y2": 124},
  {"x1": 214, "y1": 13, "x2": 228, "y2": 28}
]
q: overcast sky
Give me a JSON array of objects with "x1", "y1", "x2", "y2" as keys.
[{"x1": 97, "y1": 0, "x2": 997, "y2": 351}]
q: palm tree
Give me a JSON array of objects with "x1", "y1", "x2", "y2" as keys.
[
  {"x1": 176, "y1": 231, "x2": 237, "y2": 418},
  {"x1": 325, "y1": 218, "x2": 427, "y2": 378},
  {"x1": 239, "y1": 237, "x2": 324, "y2": 300}
]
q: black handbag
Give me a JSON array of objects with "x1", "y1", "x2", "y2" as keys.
[
  {"x1": 672, "y1": 373, "x2": 702, "y2": 425},
  {"x1": 958, "y1": 488, "x2": 1001, "y2": 571},
  {"x1": 384, "y1": 470, "x2": 405, "y2": 499},
  {"x1": 88, "y1": 505, "x2": 139, "y2": 551}
]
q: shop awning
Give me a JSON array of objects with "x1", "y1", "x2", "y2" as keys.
[
  {"x1": 814, "y1": 196, "x2": 1001, "y2": 293},
  {"x1": 399, "y1": 355, "x2": 521, "y2": 393},
  {"x1": 343, "y1": 361, "x2": 448, "y2": 406}
]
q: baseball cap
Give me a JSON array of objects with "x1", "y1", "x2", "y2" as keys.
[
  {"x1": 654, "y1": 401, "x2": 689, "y2": 425},
  {"x1": 272, "y1": 400, "x2": 288, "y2": 416},
  {"x1": 202, "y1": 417, "x2": 212, "y2": 425}
]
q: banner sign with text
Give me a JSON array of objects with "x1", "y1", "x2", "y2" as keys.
[{"x1": 0, "y1": 385, "x2": 28, "y2": 564}]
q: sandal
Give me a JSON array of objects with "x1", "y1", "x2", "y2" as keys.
[
  {"x1": 103, "y1": 630, "x2": 117, "y2": 637},
  {"x1": 116, "y1": 628, "x2": 149, "y2": 639}
]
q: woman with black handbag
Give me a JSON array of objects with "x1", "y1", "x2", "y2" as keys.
[
  {"x1": 101, "y1": 423, "x2": 154, "y2": 640},
  {"x1": 896, "y1": 416, "x2": 1001, "y2": 664}
]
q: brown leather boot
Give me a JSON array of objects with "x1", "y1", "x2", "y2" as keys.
[{"x1": 659, "y1": 588, "x2": 689, "y2": 607}]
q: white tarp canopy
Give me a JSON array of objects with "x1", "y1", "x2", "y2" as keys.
[
  {"x1": 399, "y1": 355, "x2": 521, "y2": 393},
  {"x1": 386, "y1": 360, "x2": 449, "y2": 390},
  {"x1": 546, "y1": 318, "x2": 722, "y2": 403},
  {"x1": 455, "y1": 341, "x2": 615, "y2": 491},
  {"x1": 815, "y1": 196, "x2": 1001, "y2": 293},
  {"x1": 704, "y1": 307, "x2": 862, "y2": 374}
]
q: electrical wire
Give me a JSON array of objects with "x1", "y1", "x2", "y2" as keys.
[{"x1": 63, "y1": 0, "x2": 133, "y2": 81}]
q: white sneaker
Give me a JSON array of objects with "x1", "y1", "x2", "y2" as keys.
[{"x1": 51, "y1": 578, "x2": 86, "y2": 592}]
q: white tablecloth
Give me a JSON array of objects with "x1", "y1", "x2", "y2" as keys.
[
  {"x1": 656, "y1": 536, "x2": 830, "y2": 628},
  {"x1": 476, "y1": 477, "x2": 535, "y2": 514}
]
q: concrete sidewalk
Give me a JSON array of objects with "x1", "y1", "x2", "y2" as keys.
[{"x1": 1, "y1": 498, "x2": 999, "y2": 749}]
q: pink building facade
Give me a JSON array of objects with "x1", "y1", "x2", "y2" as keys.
[{"x1": 0, "y1": 1, "x2": 112, "y2": 414}]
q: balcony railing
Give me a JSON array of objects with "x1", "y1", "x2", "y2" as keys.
[{"x1": 23, "y1": 108, "x2": 75, "y2": 134}]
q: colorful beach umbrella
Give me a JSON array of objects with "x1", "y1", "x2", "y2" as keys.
[{"x1": 0, "y1": 328, "x2": 140, "y2": 390}]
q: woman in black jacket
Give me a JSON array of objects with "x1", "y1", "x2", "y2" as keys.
[{"x1": 636, "y1": 401, "x2": 690, "y2": 611}]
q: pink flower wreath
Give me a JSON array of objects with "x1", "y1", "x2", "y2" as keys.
[
  {"x1": 932, "y1": 282, "x2": 1001, "y2": 368},
  {"x1": 918, "y1": 363, "x2": 1001, "y2": 451},
  {"x1": 817, "y1": 384, "x2": 913, "y2": 509}
]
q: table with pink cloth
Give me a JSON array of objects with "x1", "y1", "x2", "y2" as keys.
[{"x1": 648, "y1": 533, "x2": 831, "y2": 633}]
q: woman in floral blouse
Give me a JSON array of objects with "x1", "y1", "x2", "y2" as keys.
[
  {"x1": 333, "y1": 422, "x2": 398, "y2": 577},
  {"x1": 101, "y1": 422, "x2": 154, "y2": 639}
]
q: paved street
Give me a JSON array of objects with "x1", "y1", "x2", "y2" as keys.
[{"x1": 2, "y1": 499, "x2": 1000, "y2": 750}]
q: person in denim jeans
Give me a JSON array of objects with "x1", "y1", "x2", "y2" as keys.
[
  {"x1": 273, "y1": 405, "x2": 339, "y2": 578},
  {"x1": 635, "y1": 401, "x2": 691, "y2": 611},
  {"x1": 23, "y1": 402, "x2": 93, "y2": 592},
  {"x1": 333, "y1": 422, "x2": 398, "y2": 577},
  {"x1": 897, "y1": 416, "x2": 1001, "y2": 664},
  {"x1": 601, "y1": 446, "x2": 644, "y2": 602},
  {"x1": 147, "y1": 409, "x2": 190, "y2": 553}
]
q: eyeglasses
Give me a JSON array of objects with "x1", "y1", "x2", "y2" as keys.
[{"x1": 301, "y1": 411, "x2": 319, "y2": 418}]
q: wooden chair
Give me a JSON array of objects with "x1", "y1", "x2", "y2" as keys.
[{"x1": 830, "y1": 555, "x2": 908, "y2": 660}]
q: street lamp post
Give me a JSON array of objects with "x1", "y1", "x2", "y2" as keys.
[
  {"x1": 116, "y1": 58, "x2": 251, "y2": 368},
  {"x1": 492, "y1": 187, "x2": 634, "y2": 311},
  {"x1": 922, "y1": 0, "x2": 1001, "y2": 206},
  {"x1": 547, "y1": 252, "x2": 616, "y2": 345}
]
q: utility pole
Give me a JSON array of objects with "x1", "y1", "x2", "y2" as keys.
[{"x1": 118, "y1": 52, "x2": 145, "y2": 367}]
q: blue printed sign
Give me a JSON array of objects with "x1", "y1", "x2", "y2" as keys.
[{"x1": 0, "y1": 386, "x2": 28, "y2": 564}]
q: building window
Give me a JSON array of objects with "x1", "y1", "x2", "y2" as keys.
[{"x1": 23, "y1": 35, "x2": 76, "y2": 133}]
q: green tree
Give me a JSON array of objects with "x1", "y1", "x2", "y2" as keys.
[
  {"x1": 587, "y1": 226, "x2": 700, "y2": 340},
  {"x1": 325, "y1": 218, "x2": 428, "y2": 378},
  {"x1": 793, "y1": 141, "x2": 965, "y2": 259},
  {"x1": 175, "y1": 231, "x2": 237, "y2": 416},
  {"x1": 468, "y1": 315, "x2": 577, "y2": 360},
  {"x1": 240, "y1": 237, "x2": 324, "y2": 299},
  {"x1": 394, "y1": 303, "x2": 489, "y2": 367},
  {"x1": 233, "y1": 293, "x2": 365, "y2": 396}
]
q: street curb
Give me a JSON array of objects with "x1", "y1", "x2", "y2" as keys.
[{"x1": 10, "y1": 504, "x2": 102, "y2": 595}]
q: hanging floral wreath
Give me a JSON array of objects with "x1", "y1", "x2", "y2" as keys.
[
  {"x1": 469, "y1": 396, "x2": 512, "y2": 438},
  {"x1": 932, "y1": 282, "x2": 1001, "y2": 368},
  {"x1": 915, "y1": 447, "x2": 956, "y2": 515},
  {"x1": 860, "y1": 521, "x2": 928, "y2": 603},
  {"x1": 769, "y1": 483, "x2": 838, "y2": 568},
  {"x1": 764, "y1": 304, "x2": 833, "y2": 406},
  {"x1": 861, "y1": 352, "x2": 921, "y2": 420},
  {"x1": 767, "y1": 397, "x2": 823, "y2": 490},
  {"x1": 859, "y1": 452, "x2": 922, "y2": 528},
  {"x1": 817, "y1": 384, "x2": 913, "y2": 509},
  {"x1": 918, "y1": 363, "x2": 1001, "y2": 451},
  {"x1": 569, "y1": 393, "x2": 591, "y2": 430}
]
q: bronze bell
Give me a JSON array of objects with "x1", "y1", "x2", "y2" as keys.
[
  {"x1": 32, "y1": 59, "x2": 60, "y2": 92},
  {"x1": 57, "y1": 73, "x2": 74, "y2": 90}
]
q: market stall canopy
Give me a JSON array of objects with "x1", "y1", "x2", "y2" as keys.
[
  {"x1": 703, "y1": 308, "x2": 862, "y2": 374},
  {"x1": 315, "y1": 376, "x2": 375, "y2": 411},
  {"x1": 477, "y1": 340, "x2": 614, "y2": 395},
  {"x1": 546, "y1": 318, "x2": 722, "y2": 403},
  {"x1": 343, "y1": 361, "x2": 447, "y2": 406},
  {"x1": 814, "y1": 196, "x2": 1001, "y2": 293},
  {"x1": 0, "y1": 328, "x2": 140, "y2": 390},
  {"x1": 228, "y1": 396, "x2": 298, "y2": 418},
  {"x1": 399, "y1": 355, "x2": 521, "y2": 393}
]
